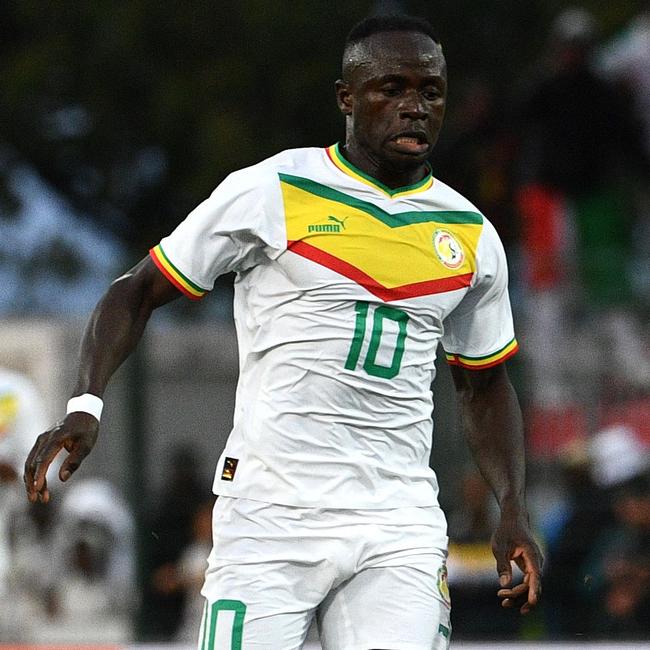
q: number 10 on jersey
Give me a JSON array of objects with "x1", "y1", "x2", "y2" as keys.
[{"x1": 344, "y1": 301, "x2": 409, "y2": 379}]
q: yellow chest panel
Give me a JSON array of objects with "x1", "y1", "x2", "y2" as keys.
[{"x1": 279, "y1": 174, "x2": 483, "y2": 301}]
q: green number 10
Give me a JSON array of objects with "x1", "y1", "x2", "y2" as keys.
[{"x1": 344, "y1": 301, "x2": 409, "y2": 379}]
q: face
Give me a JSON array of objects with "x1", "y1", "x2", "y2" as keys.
[{"x1": 336, "y1": 31, "x2": 447, "y2": 171}]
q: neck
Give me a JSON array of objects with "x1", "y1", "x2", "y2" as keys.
[{"x1": 341, "y1": 141, "x2": 429, "y2": 190}]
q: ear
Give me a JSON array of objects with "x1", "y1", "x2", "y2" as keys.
[{"x1": 335, "y1": 79, "x2": 353, "y2": 116}]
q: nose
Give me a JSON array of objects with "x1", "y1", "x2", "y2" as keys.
[{"x1": 398, "y1": 89, "x2": 427, "y2": 120}]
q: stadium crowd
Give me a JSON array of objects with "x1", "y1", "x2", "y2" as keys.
[
  {"x1": 1, "y1": 4, "x2": 649, "y2": 645},
  {"x1": 441, "y1": 5, "x2": 650, "y2": 640}
]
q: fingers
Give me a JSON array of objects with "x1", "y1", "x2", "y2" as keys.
[
  {"x1": 498, "y1": 547, "x2": 543, "y2": 614},
  {"x1": 24, "y1": 415, "x2": 99, "y2": 503},
  {"x1": 492, "y1": 515, "x2": 544, "y2": 615},
  {"x1": 24, "y1": 431, "x2": 64, "y2": 503},
  {"x1": 498, "y1": 579, "x2": 541, "y2": 614},
  {"x1": 498, "y1": 580, "x2": 529, "y2": 608},
  {"x1": 499, "y1": 570, "x2": 512, "y2": 588},
  {"x1": 517, "y1": 546, "x2": 543, "y2": 613},
  {"x1": 494, "y1": 550, "x2": 513, "y2": 588},
  {"x1": 59, "y1": 442, "x2": 92, "y2": 482}
]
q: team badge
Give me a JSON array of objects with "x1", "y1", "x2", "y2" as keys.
[
  {"x1": 433, "y1": 229, "x2": 464, "y2": 269},
  {"x1": 437, "y1": 563, "x2": 451, "y2": 606}
]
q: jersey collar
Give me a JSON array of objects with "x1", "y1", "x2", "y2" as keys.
[{"x1": 325, "y1": 143, "x2": 434, "y2": 199}]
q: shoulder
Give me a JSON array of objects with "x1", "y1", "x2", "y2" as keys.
[
  {"x1": 207, "y1": 147, "x2": 325, "y2": 213},
  {"x1": 431, "y1": 177, "x2": 504, "y2": 244},
  {"x1": 223, "y1": 147, "x2": 326, "y2": 190}
]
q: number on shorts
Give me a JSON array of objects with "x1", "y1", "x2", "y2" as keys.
[
  {"x1": 345, "y1": 301, "x2": 409, "y2": 379},
  {"x1": 201, "y1": 599, "x2": 246, "y2": 650}
]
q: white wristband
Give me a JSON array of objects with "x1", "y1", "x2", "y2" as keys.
[{"x1": 66, "y1": 394, "x2": 104, "y2": 422}]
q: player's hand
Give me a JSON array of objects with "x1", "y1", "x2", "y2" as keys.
[
  {"x1": 492, "y1": 512, "x2": 543, "y2": 614},
  {"x1": 23, "y1": 412, "x2": 99, "y2": 503}
]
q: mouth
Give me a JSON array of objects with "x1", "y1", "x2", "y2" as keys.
[{"x1": 389, "y1": 131, "x2": 431, "y2": 155}]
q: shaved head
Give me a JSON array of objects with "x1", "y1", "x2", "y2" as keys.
[
  {"x1": 342, "y1": 14, "x2": 442, "y2": 81},
  {"x1": 342, "y1": 32, "x2": 444, "y2": 85}
]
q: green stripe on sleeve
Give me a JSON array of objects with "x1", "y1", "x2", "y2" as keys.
[{"x1": 157, "y1": 243, "x2": 207, "y2": 293}]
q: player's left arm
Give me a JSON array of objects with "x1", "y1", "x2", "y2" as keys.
[{"x1": 450, "y1": 362, "x2": 543, "y2": 614}]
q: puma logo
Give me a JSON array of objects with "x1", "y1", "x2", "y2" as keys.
[
  {"x1": 307, "y1": 216, "x2": 349, "y2": 233},
  {"x1": 327, "y1": 215, "x2": 348, "y2": 230}
]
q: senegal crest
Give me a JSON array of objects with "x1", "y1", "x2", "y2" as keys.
[
  {"x1": 433, "y1": 229, "x2": 464, "y2": 269},
  {"x1": 437, "y1": 563, "x2": 451, "y2": 606}
]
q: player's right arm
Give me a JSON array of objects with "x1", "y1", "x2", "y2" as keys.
[
  {"x1": 24, "y1": 256, "x2": 180, "y2": 504},
  {"x1": 24, "y1": 162, "x2": 282, "y2": 504}
]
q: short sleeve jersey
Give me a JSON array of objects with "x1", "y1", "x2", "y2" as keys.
[{"x1": 151, "y1": 145, "x2": 518, "y2": 509}]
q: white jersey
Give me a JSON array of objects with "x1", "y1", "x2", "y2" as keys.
[{"x1": 151, "y1": 145, "x2": 517, "y2": 509}]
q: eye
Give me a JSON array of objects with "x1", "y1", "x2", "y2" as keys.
[
  {"x1": 381, "y1": 84, "x2": 402, "y2": 97},
  {"x1": 422, "y1": 87, "x2": 443, "y2": 101}
]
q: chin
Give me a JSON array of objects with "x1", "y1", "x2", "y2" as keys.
[{"x1": 384, "y1": 149, "x2": 431, "y2": 170}]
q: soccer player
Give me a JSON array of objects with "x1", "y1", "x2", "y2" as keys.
[{"x1": 25, "y1": 14, "x2": 542, "y2": 649}]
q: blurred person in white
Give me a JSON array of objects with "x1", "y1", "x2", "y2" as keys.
[
  {"x1": 0, "y1": 367, "x2": 48, "y2": 637},
  {"x1": 27, "y1": 478, "x2": 136, "y2": 644},
  {"x1": 4, "y1": 497, "x2": 60, "y2": 641}
]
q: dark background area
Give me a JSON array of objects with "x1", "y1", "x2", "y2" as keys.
[{"x1": 0, "y1": 0, "x2": 641, "y2": 252}]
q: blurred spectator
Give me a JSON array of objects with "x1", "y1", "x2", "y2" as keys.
[
  {"x1": 599, "y1": 3, "x2": 650, "y2": 308},
  {"x1": 580, "y1": 426, "x2": 650, "y2": 638},
  {"x1": 4, "y1": 499, "x2": 59, "y2": 641},
  {"x1": 0, "y1": 367, "x2": 48, "y2": 637},
  {"x1": 151, "y1": 497, "x2": 215, "y2": 643},
  {"x1": 542, "y1": 435, "x2": 614, "y2": 637},
  {"x1": 588, "y1": 425, "x2": 650, "y2": 490},
  {"x1": 599, "y1": 2, "x2": 650, "y2": 156},
  {"x1": 4, "y1": 477, "x2": 134, "y2": 643},
  {"x1": 38, "y1": 478, "x2": 134, "y2": 643},
  {"x1": 515, "y1": 7, "x2": 650, "y2": 406},
  {"x1": 140, "y1": 445, "x2": 206, "y2": 639}
]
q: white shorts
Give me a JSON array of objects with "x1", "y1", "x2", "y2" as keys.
[{"x1": 199, "y1": 497, "x2": 451, "y2": 650}]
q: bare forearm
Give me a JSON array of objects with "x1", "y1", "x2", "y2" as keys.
[
  {"x1": 73, "y1": 257, "x2": 179, "y2": 397},
  {"x1": 453, "y1": 365, "x2": 527, "y2": 513},
  {"x1": 450, "y1": 363, "x2": 542, "y2": 612},
  {"x1": 74, "y1": 277, "x2": 151, "y2": 396},
  {"x1": 24, "y1": 257, "x2": 179, "y2": 504}
]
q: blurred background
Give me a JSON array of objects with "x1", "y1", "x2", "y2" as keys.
[{"x1": 1, "y1": 0, "x2": 649, "y2": 645}]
